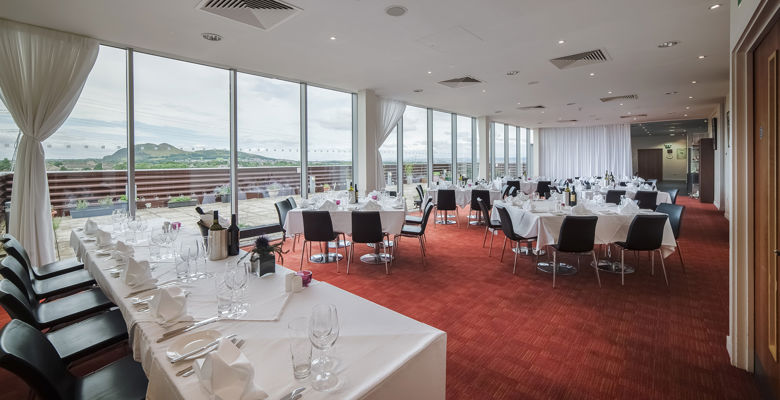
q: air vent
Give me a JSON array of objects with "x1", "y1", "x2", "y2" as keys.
[
  {"x1": 516, "y1": 105, "x2": 546, "y2": 111},
  {"x1": 197, "y1": 0, "x2": 301, "y2": 31},
  {"x1": 438, "y1": 76, "x2": 482, "y2": 88},
  {"x1": 621, "y1": 114, "x2": 647, "y2": 118},
  {"x1": 600, "y1": 94, "x2": 638, "y2": 102},
  {"x1": 550, "y1": 49, "x2": 611, "y2": 70},
  {"x1": 558, "y1": 119, "x2": 578, "y2": 123}
]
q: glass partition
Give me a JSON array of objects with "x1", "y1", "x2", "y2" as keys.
[
  {"x1": 306, "y1": 86, "x2": 353, "y2": 193},
  {"x1": 456, "y1": 115, "x2": 472, "y2": 179},
  {"x1": 379, "y1": 125, "x2": 398, "y2": 193},
  {"x1": 507, "y1": 125, "x2": 517, "y2": 177},
  {"x1": 402, "y1": 106, "x2": 428, "y2": 207},
  {"x1": 431, "y1": 111, "x2": 452, "y2": 183},
  {"x1": 494, "y1": 122, "x2": 505, "y2": 177},
  {"x1": 519, "y1": 127, "x2": 528, "y2": 176}
]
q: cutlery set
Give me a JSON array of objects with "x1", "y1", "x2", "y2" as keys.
[{"x1": 175, "y1": 336, "x2": 244, "y2": 377}]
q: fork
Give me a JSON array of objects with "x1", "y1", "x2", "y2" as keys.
[{"x1": 177, "y1": 337, "x2": 245, "y2": 377}]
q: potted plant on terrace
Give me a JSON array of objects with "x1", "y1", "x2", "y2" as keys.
[
  {"x1": 167, "y1": 195, "x2": 198, "y2": 208},
  {"x1": 69, "y1": 196, "x2": 116, "y2": 219},
  {"x1": 404, "y1": 164, "x2": 414, "y2": 184},
  {"x1": 215, "y1": 185, "x2": 231, "y2": 203}
]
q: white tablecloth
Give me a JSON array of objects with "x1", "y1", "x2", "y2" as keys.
[
  {"x1": 284, "y1": 205, "x2": 406, "y2": 236},
  {"x1": 583, "y1": 189, "x2": 672, "y2": 205},
  {"x1": 70, "y1": 225, "x2": 446, "y2": 400},
  {"x1": 427, "y1": 188, "x2": 502, "y2": 208},
  {"x1": 490, "y1": 200, "x2": 677, "y2": 257}
]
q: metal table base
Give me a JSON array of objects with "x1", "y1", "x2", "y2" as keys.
[
  {"x1": 310, "y1": 253, "x2": 344, "y2": 263},
  {"x1": 593, "y1": 260, "x2": 635, "y2": 274},
  {"x1": 536, "y1": 262, "x2": 577, "y2": 275},
  {"x1": 360, "y1": 253, "x2": 393, "y2": 264}
]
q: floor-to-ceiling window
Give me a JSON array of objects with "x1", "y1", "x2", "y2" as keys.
[
  {"x1": 494, "y1": 122, "x2": 505, "y2": 177},
  {"x1": 133, "y1": 52, "x2": 231, "y2": 219},
  {"x1": 236, "y1": 74, "x2": 301, "y2": 229},
  {"x1": 456, "y1": 115, "x2": 472, "y2": 179},
  {"x1": 403, "y1": 106, "x2": 427, "y2": 207},
  {"x1": 519, "y1": 127, "x2": 528, "y2": 176},
  {"x1": 431, "y1": 110, "x2": 452, "y2": 183},
  {"x1": 306, "y1": 86, "x2": 353, "y2": 193},
  {"x1": 379, "y1": 125, "x2": 398, "y2": 193},
  {"x1": 507, "y1": 125, "x2": 517, "y2": 177}
]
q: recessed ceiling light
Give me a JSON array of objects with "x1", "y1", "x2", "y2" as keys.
[
  {"x1": 708, "y1": 4, "x2": 721, "y2": 10},
  {"x1": 589, "y1": 72, "x2": 596, "y2": 77},
  {"x1": 619, "y1": 103, "x2": 624, "y2": 106},
  {"x1": 698, "y1": 55, "x2": 707, "y2": 59},
  {"x1": 330, "y1": 36, "x2": 337, "y2": 41},
  {"x1": 507, "y1": 70, "x2": 519, "y2": 76},
  {"x1": 608, "y1": 91, "x2": 613, "y2": 94},
  {"x1": 427, "y1": 71, "x2": 432, "y2": 74},
  {"x1": 385, "y1": 5, "x2": 408, "y2": 17},
  {"x1": 627, "y1": 112, "x2": 632, "y2": 115},
  {"x1": 541, "y1": 111, "x2": 545, "y2": 114},
  {"x1": 557, "y1": 40, "x2": 566, "y2": 45},
  {"x1": 686, "y1": 106, "x2": 690, "y2": 109},
  {"x1": 691, "y1": 80, "x2": 697, "y2": 84},
  {"x1": 413, "y1": 89, "x2": 423, "y2": 93},
  {"x1": 201, "y1": 32, "x2": 222, "y2": 41},
  {"x1": 689, "y1": 96, "x2": 694, "y2": 99},
  {"x1": 670, "y1": 133, "x2": 676, "y2": 136},
  {"x1": 658, "y1": 41, "x2": 680, "y2": 48},
  {"x1": 633, "y1": 117, "x2": 637, "y2": 120},
  {"x1": 684, "y1": 114, "x2": 688, "y2": 117},
  {"x1": 482, "y1": 89, "x2": 486, "y2": 93}
]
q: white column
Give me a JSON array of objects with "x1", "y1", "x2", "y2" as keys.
[
  {"x1": 476, "y1": 116, "x2": 490, "y2": 179},
  {"x1": 357, "y1": 89, "x2": 379, "y2": 192}
]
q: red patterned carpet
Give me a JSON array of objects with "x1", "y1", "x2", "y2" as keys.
[{"x1": 0, "y1": 196, "x2": 761, "y2": 399}]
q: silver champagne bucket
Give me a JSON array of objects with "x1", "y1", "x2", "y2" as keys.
[{"x1": 207, "y1": 229, "x2": 227, "y2": 261}]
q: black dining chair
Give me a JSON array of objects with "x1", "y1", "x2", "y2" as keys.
[
  {"x1": 348, "y1": 211, "x2": 392, "y2": 275},
  {"x1": 605, "y1": 190, "x2": 626, "y2": 205},
  {"x1": 435, "y1": 189, "x2": 459, "y2": 226},
  {"x1": 287, "y1": 196, "x2": 297, "y2": 209},
  {"x1": 477, "y1": 198, "x2": 502, "y2": 256},
  {"x1": 0, "y1": 319, "x2": 148, "y2": 400},
  {"x1": 507, "y1": 180, "x2": 521, "y2": 193},
  {"x1": 634, "y1": 191, "x2": 658, "y2": 210},
  {"x1": 414, "y1": 184, "x2": 425, "y2": 210},
  {"x1": 300, "y1": 211, "x2": 347, "y2": 272},
  {"x1": 399, "y1": 202, "x2": 435, "y2": 265},
  {"x1": 501, "y1": 185, "x2": 511, "y2": 199},
  {"x1": 550, "y1": 216, "x2": 601, "y2": 288},
  {"x1": 0, "y1": 279, "x2": 127, "y2": 364},
  {"x1": 535, "y1": 181, "x2": 552, "y2": 198},
  {"x1": 667, "y1": 188, "x2": 679, "y2": 204},
  {"x1": 275, "y1": 199, "x2": 300, "y2": 251},
  {"x1": 0, "y1": 256, "x2": 96, "y2": 301},
  {"x1": 495, "y1": 206, "x2": 537, "y2": 274},
  {"x1": 2, "y1": 235, "x2": 83, "y2": 279},
  {"x1": 507, "y1": 186, "x2": 519, "y2": 197},
  {"x1": 614, "y1": 214, "x2": 670, "y2": 286},
  {"x1": 647, "y1": 179, "x2": 658, "y2": 189},
  {"x1": 655, "y1": 203, "x2": 686, "y2": 273},
  {"x1": 468, "y1": 189, "x2": 491, "y2": 228},
  {"x1": 406, "y1": 197, "x2": 433, "y2": 225}
]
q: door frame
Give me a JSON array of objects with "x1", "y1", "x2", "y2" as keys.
[
  {"x1": 731, "y1": 0, "x2": 780, "y2": 372},
  {"x1": 637, "y1": 148, "x2": 664, "y2": 181}
]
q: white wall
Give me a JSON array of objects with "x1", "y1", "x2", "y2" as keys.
[{"x1": 631, "y1": 136, "x2": 689, "y2": 181}]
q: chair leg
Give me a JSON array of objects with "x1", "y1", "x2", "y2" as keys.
[
  {"x1": 501, "y1": 237, "x2": 507, "y2": 262},
  {"x1": 512, "y1": 241, "x2": 519, "y2": 275},
  {"x1": 335, "y1": 241, "x2": 340, "y2": 273},
  {"x1": 346, "y1": 243, "x2": 352, "y2": 274},
  {"x1": 592, "y1": 251, "x2": 601, "y2": 287},
  {"x1": 676, "y1": 239, "x2": 686, "y2": 273},
  {"x1": 456, "y1": 208, "x2": 460, "y2": 227},
  {"x1": 418, "y1": 236, "x2": 426, "y2": 266},
  {"x1": 621, "y1": 249, "x2": 625, "y2": 286},
  {"x1": 552, "y1": 251, "x2": 557, "y2": 288},
  {"x1": 659, "y1": 249, "x2": 669, "y2": 287},
  {"x1": 650, "y1": 251, "x2": 655, "y2": 276},
  {"x1": 383, "y1": 241, "x2": 389, "y2": 275},
  {"x1": 299, "y1": 240, "x2": 307, "y2": 270},
  {"x1": 489, "y1": 231, "x2": 495, "y2": 257},
  {"x1": 483, "y1": 226, "x2": 489, "y2": 247}
]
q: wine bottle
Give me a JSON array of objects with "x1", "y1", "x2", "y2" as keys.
[
  {"x1": 571, "y1": 186, "x2": 577, "y2": 206},
  {"x1": 209, "y1": 210, "x2": 223, "y2": 231},
  {"x1": 227, "y1": 214, "x2": 239, "y2": 256},
  {"x1": 195, "y1": 206, "x2": 205, "y2": 215},
  {"x1": 564, "y1": 184, "x2": 571, "y2": 206},
  {"x1": 354, "y1": 184, "x2": 359, "y2": 203}
]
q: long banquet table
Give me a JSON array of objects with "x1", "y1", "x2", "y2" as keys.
[
  {"x1": 490, "y1": 200, "x2": 677, "y2": 257},
  {"x1": 70, "y1": 224, "x2": 445, "y2": 400}
]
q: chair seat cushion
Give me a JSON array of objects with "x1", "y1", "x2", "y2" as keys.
[
  {"x1": 75, "y1": 355, "x2": 148, "y2": 400},
  {"x1": 401, "y1": 225, "x2": 423, "y2": 235},
  {"x1": 47, "y1": 309, "x2": 128, "y2": 364},
  {"x1": 33, "y1": 258, "x2": 83, "y2": 279},
  {"x1": 35, "y1": 288, "x2": 114, "y2": 328},
  {"x1": 31, "y1": 270, "x2": 95, "y2": 299},
  {"x1": 404, "y1": 215, "x2": 423, "y2": 224}
]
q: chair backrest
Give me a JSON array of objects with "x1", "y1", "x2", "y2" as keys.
[
  {"x1": 301, "y1": 211, "x2": 337, "y2": 242},
  {"x1": 624, "y1": 214, "x2": 668, "y2": 251},
  {"x1": 634, "y1": 191, "x2": 658, "y2": 210},
  {"x1": 419, "y1": 202, "x2": 436, "y2": 233},
  {"x1": 655, "y1": 203, "x2": 684, "y2": 239},
  {"x1": 274, "y1": 199, "x2": 293, "y2": 232},
  {"x1": 387, "y1": 191, "x2": 397, "y2": 197},
  {"x1": 2, "y1": 235, "x2": 33, "y2": 272},
  {"x1": 495, "y1": 206, "x2": 518, "y2": 240},
  {"x1": 436, "y1": 189, "x2": 456, "y2": 210},
  {"x1": 667, "y1": 188, "x2": 679, "y2": 204},
  {"x1": 507, "y1": 187, "x2": 518, "y2": 197},
  {"x1": 557, "y1": 216, "x2": 598, "y2": 253},
  {"x1": 0, "y1": 319, "x2": 75, "y2": 400},
  {"x1": 477, "y1": 198, "x2": 493, "y2": 226},
  {"x1": 471, "y1": 190, "x2": 491, "y2": 209},
  {"x1": 351, "y1": 212, "x2": 384, "y2": 244},
  {"x1": 605, "y1": 190, "x2": 626, "y2": 205},
  {"x1": 507, "y1": 180, "x2": 521, "y2": 191},
  {"x1": 415, "y1": 185, "x2": 424, "y2": 201},
  {"x1": 500, "y1": 185, "x2": 511, "y2": 198},
  {"x1": 0, "y1": 280, "x2": 38, "y2": 328},
  {"x1": 286, "y1": 196, "x2": 297, "y2": 209},
  {"x1": 0, "y1": 257, "x2": 36, "y2": 304},
  {"x1": 618, "y1": 182, "x2": 627, "y2": 187},
  {"x1": 535, "y1": 181, "x2": 552, "y2": 198}
]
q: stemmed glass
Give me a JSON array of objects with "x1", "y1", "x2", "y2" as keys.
[
  {"x1": 197, "y1": 237, "x2": 213, "y2": 278},
  {"x1": 188, "y1": 240, "x2": 203, "y2": 280},
  {"x1": 224, "y1": 261, "x2": 249, "y2": 318},
  {"x1": 177, "y1": 242, "x2": 193, "y2": 281},
  {"x1": 309, "y1": 304, "x2": 340, "y2": 391}
]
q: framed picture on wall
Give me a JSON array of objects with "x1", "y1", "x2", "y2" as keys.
[
  {"x1": 677, "y1": 148, "x2": 687, "y2": 159},
  {"x1": 712, "y1": 117, "x2": 718, "y2": 150}
]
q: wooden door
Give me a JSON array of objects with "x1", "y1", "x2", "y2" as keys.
[
  {"x1": 754, "y1": 18, "x2": 780, "y2": 398},
  {"x1": 637, "y1": 149, "x2": 663, "y2": 181}
]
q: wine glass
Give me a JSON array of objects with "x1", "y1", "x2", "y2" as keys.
[
  {"x1": 177, "y1": 242, "x2": 192, "y2": 280},
  {"x1": 224, "y1": 262, "x2": 248, "y2": 318},
  {"x1": 197, "y1": 237, "x2": 213, "y2": 278},
  {"x1": 309, "y1": 304, "x2": 340, "y2": 391},
  {"x1": 188, "y1": 241, "x2": 202, "y2": 280}
]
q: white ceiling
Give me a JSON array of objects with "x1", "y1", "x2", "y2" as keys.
[{"x1": 0, "y1": 0, "x2": 730, "y2": 128}]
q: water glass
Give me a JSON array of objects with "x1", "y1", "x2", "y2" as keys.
[
  {"x1": 214, "y1": 274, "x2": 232, "y2": 317},
  {"x1": 288, "y1": 317, "x2": 312, "y2": 380}
]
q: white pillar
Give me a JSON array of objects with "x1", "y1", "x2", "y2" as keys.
[
  {"x1": 530, "y1": 128, "x2": 540, "y2": 177},
  {"x1": 357, "y1": 89, "x2": 379, "y2": 193},
  {"x1": 476, "y1": 116, "x2": 490, "y2": 180}
]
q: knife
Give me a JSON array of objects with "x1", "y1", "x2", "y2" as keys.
[
  {"x1": 157, "y1": 316, "x2": 220, "y2": 343},
  {"x1": 279, "y1": 387, "x2": 306, "y2": 400},
  {"x1": 169, "y1": 334, "x2": 236, "y2": 363}
]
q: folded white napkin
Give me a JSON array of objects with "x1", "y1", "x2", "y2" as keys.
[
  {"x1": 96, "y1": 229, "x2": 112, "y2": 248},
  {"x1": 360, "y1": 199, "x2": 382, "y2": 211},
  {"x1": 196, "y1": 338, "x2": 268, "y2": 400},
  {"x1": 522, "y1": 201, "x2": 534, "y2": 212},
  {"x1": 112, "y1": 240, "x2": 134, "y2": 260},
  {"x1": 150, "y1": 286, "x2": 188, "y2": 324},
  {"x1": 200, "y1": 213, "x2": 229, "y2": 227},
  {"x1": 571, "y1": 204, "x2": 591, "y2": 215},
  {"x1": 84, "y1": 219, "x2": 99, "y2": 235},
  {"x1": 318, "y1": 199, "x2": 338, "y2": 211},
  {"x1": 619, "y1": 201, "x2": 640, "y2": 215},
  {"x1": 121, "y1": 257, "x2": 157, "y2": 288}
]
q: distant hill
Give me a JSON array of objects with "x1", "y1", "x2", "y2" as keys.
[{"x1": 103, "y1": 143, "x2": 280, "y2": 164}]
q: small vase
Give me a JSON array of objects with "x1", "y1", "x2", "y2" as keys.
[{"x1": 250, "y1": 253, "x2": 276, "y2": 277}]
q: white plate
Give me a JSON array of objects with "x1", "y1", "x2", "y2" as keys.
[{"x1": 166, "y1": 330, "x2": 222, "y2": 361}]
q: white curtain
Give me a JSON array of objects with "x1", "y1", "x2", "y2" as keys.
[
  {"x1": 0, "y1": 19, "x2": 98, "y2": 266},
  {"x1": 375, "y1": 98, "x2": 405, "y2": 190},
  {"x1": 539, "y1": 124, "x2": 632, "y2": 179}
]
